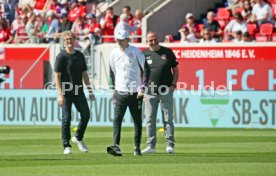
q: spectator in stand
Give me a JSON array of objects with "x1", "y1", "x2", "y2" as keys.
[
  {"x1": 19, "y1": 3, "x2": 32, "y2": 17},
  {"x1": 117, "y1": 5, "x2": 135, "y2": 26},
  {"x1": 224, "y1": 12, "x2": 247, "y2": 40},
  {"x1": 34, "y1": 13, "x2": 44, "y2": 36},
  {"x1": 15, "y1": 14, "x2": 28, "y2": 43},
  {"x1": 15, "y1": 4, "x2": 32, "y2": 33},
  {"x1": 242, "y1": 0, "x2": 253, "y2": 22},
  {"x1": 71, "y1": 16, "x2": 92, "y2": 49},
  {"x1": 2, "y1": 0, "x2": 18, "y2": 25},
  {"x1": 44, "y1": 10, "x2": 59, "y2": 43},
  {"x1": 227, "y1": 0, "x2": 243, "y2": 15},
  {"x1": 58, "y1": 13, "x2": 72, "y2": 33},
  {"x1": 232, "y1": 30, "x2": 242, "y2": 42},
  {"x1": 85, "y1": 13, "x2": 101, "y2": 34},
  {"x1": 250, "y1": 0, "x2": 256, "y2": 7},
  {"x1": 204, "y1": 11, "x2": 222, "y2": 42},
  {"x1": 114, "y1": 13, "x2": 138, "y2": 38},
  {"x1": 0, "y1": 19, "x2": 13, "y2": 43},
  {"x1": 57, "y1": 0, "x2": 69, "y2": 16},
  {"x1": 241, "y1": 31, "x2": 253, "y2": 42},
  {"x1": 84, "y1": 13, "x2": 102, "y2": 43},
  {"x1": 71, "y1": 16, "x2": 86, "y2": 36},
  {"x1": 0, "y1": 2, "x2": 3, "y2": 18},
  {"x1": 44, "y1": 0, "x2": 62, "y2": 16},
  {"x1": 26, "y1": 12, "x2": 40, "y2": 43},
  {"x1": 77, "y1": 0, "x2": 88, "y2": 17},
  {"x1": 11, "y1": 15, "x2": 21, "y2": 35},
  {"x1": 199, "y1": 28, "x2": 217, "y2": 43},
  {"x1": 178, "y1": 26, "x2": 198, "y2": 43},
  {"x1": 68, "y1": 0, "x2": 87, "y2": 23},
  {"x1": 55, "y1": 13, "x2": 72, "y2": 42},
  {"x1": 19, "y1": 0, "x2": 34, "y2": 8},
  {"x1": 133, "y1": 9, "x2": 143, "y2": 43},
  {"x1": 100, "y1": 7, "x2": 118, "y2": 43},
  {"x1": 251, "y1": 0, "x2": 273, "y2": 26},
  {"x1": 181, "y1": 13, "x2": 200, "y2": 38},
  {"x1": 78, "y1": 0, "x2": 87, "y2": 7}
]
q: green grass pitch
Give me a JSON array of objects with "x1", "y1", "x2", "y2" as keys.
[{"x1": 0, "y1": 126, "x2": 275, "y2": 176}]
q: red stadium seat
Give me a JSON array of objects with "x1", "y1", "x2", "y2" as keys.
[
  {"x1": 259, "y1": 23, "x2": 274, "y2": 35},
  {"x1": 215, "y1": 8, "x2": 231, "y2": 30},
  {"x1": 198, "y1": 24, "x2": 204, "y2": 33},
  {"x1": 255, "y1": 35, "x2": 270, "y2": 42},
  {"x1": 247, "y1": 23, "x2": 258, "y2": 36},
  {"x1": 217, "y1": 19, "x2": 227, "y2": 29},
  {"x1": 255, "y1": 23, "x2": 274, "y2": 42},
  {"x1": 216, "y1": 8, "x2": 231, "y2": 20}
]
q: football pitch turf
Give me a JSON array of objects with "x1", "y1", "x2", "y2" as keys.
[{"x1": 0, "y1": 126, "x2": 275, "y2": 176}]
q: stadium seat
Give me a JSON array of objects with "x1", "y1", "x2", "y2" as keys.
[
  {"x1": 259, "y1": 23, "x2": 274, "y2": 35},
  {"x1": 255, "y1": 23, "x2": 274, "y2": 42},
  {"x1": 247, "y1": 23, "x2": 258, "y2": 36},
  {"x1": 215, "y1": 8, "x2": 231, "y2": 30},
  {"x1": 217, "y1": 19, "x2": 227, "y2": 29},
  {"x1": 198, "y1": 24, "x2": 204, "y2": 33},
  {"x1": 255, "y1": 35, "x2": 270, "y2": 42},
  {"x1": 216, "y1": 8, "x2": 231, "y2": 20}
]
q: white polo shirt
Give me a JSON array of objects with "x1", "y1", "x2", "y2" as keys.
[
  {"x1": 252, "y1": 3, "x2": 272, "y2": 21},
  {"x1": 109, "y1": 44, "x2": 145, "y2": 93}
]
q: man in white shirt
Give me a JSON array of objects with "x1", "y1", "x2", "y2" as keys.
[
  {"x1": 107, "y1": 29, "x2": 149, "y2": 157},
  {"x1": 252, "y1": 0, "x2": 273, "y2": 26},
  {"x1": 224, "y1": 12, "x2": 247, "y2": 40},
  {"x1": 114, "y1": 13, "x2": 138, "y2": 37}
]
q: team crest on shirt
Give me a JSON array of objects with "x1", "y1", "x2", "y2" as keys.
[
  {"x1": 146, "y1": 56, "x2": 151, "y2": 60},
  {"x1": 161, "y1": 54, "x2": 167, "y2": 60}
]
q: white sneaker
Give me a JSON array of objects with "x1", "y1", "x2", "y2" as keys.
[
  {"x1": 141, "y1": 147, "x2": 156, "y2": 154},
  {"x1": 72, "y1": 136, "x2": 89, "y2": 153},
  {"x1": 64, "y1": 147, "x2": 72, "y2": 154},
  {"x1": 166, "y1": 146, "x2": 174, "y2": 154}
]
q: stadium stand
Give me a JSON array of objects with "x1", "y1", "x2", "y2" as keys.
[{"x1": 1, "y1": 0, "x2": 276, "y2": 45}]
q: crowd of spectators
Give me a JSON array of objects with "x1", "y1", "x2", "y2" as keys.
[
  {"x1": 1, "y1": 0, "x2": 276, "y2": 44},
  {"x1": 0, "y1": 0, "x2": 142, "y2": 45},
  {"x1": 171, "y1": 0, "x2": 276, "y2": 43}
]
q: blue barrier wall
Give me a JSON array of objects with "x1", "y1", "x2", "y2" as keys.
[{"x1": 0, "y1": 90, "x2": 275, "y2": 128}]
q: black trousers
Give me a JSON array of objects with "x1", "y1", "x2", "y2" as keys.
[
  {"x1": 113, "y1": 91, "x2": 143, "y2": 148},
  {"x1": 61, "y1": 93, "x2": 90, "y2": 148}
]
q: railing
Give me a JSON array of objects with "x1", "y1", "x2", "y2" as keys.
[
  {"x1": 100, "y1": 35, "x2": 143, "y2": 43},
  {"x1": 14, "y1": 36, "x2": 40, "y2": 44}
]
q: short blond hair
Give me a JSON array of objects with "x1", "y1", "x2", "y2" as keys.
[{"x1": 62, "y1": 31, "x2": 76, "y2": 40}]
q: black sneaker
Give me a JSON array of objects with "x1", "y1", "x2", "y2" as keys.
[
  {"x1": 134, "y1": 148, "x2": 142, "y2": 156},
  {"x1": 107, "y1": 145, "x2": 122, "y2": 156}
]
